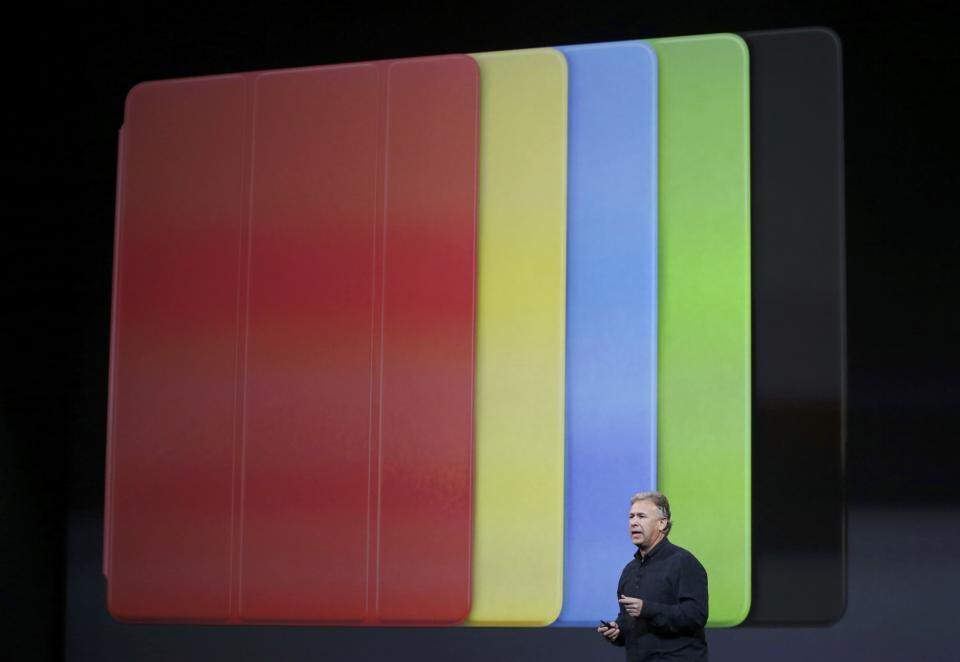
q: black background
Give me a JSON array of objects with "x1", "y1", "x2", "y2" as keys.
[{"x1": 3, "y1": 1, "x2": 958, "y2": 660}]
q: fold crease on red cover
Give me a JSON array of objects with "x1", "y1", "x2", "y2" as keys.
[{"x1": 104, "y1": 56, "x2": 479, "y2": 625}]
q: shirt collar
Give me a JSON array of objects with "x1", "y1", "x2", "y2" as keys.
[{"x1": 634, "y1": 536, "x2": 671, "y2": 562}]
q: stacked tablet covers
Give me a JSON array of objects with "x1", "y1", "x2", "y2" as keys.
[{"x1": 105, "y1": 29, "x2": 845, "y2": 628}]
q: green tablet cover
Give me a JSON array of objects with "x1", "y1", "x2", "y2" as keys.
[{"x1": 645, "y1": 34, "x2": 751, "y2": 628}]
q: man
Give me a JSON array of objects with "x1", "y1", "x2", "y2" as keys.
[{"x1": 597, "y1": 491, "x2": 709, "y2": 661}]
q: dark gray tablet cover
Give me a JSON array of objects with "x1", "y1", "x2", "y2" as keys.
[{"x1": 741, "y1": 27, "x2": 847, "y2": 625}]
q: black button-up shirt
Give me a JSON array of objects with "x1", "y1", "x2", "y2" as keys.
[{"x1": 613, "y1": 538, "x2": 709, "y2": 661}]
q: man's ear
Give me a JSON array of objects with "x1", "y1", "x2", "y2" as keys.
[{"x1": 658, "y1": 518, "x2": 668, "y2": 532}]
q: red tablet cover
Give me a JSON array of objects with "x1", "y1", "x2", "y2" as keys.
[{"x1": 104, "y1": 56, "x2": 478, "y2": 625}]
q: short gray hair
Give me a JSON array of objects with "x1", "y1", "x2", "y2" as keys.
[{"x1": 630, "y1": 491, "x2": 672, "y2": 535}]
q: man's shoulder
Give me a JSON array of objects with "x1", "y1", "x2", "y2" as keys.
[{"x1": 663, "y1": 539, "x2": 707, "y2": 570}]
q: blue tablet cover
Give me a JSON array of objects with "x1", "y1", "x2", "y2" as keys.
[{"x1": 554, "y1": 41, "x2": 658, "y2": 627}]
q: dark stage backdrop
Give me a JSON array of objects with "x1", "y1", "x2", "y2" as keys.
[{"x1": 3, "y1": 2, "x2": 958, "y2": 660}]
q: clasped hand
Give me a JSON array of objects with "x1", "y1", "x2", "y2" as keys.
[{"x1": 618, "y1": 593, "x2": 644, "y2": 617}]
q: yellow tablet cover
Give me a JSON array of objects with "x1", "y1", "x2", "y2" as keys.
[{"x1": 467, "y1": 48, "x2": 567, "y2": 626}]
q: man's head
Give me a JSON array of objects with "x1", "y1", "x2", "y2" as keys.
[{"x1": 628, "y1": 491, "x2": 671, "y2": 552}]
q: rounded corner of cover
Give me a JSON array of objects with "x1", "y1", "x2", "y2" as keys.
[
  {"x1": 122, "y1": 79, "x2": 156, "y2": 119},
  {"x1": 540, "y1": 598, "x2": 564, "y2": 627},
  {"x1": 709, "y1": 596, "x2": 751, "y2": 629},
  {"x1": 714, "y1": 33, "x2": 750, "y2": 60},
  {"x1": 626, "y1": 39, "x2": 658, "y2": 62},
  {"x1": 446, "y1": 594, "x2": 474, "y2": 626},
  {"x1": 809, "y1": 26, "x2": 844, "y2": 60},
  {"x1": 105, "y1": 587, "x2": 135, "y2": 623},
  {"x1": 822, "y1": 589, "x2": 849, "y2": 626},
  {"x1": 520, "y1": 46, "x2": 568, "y2": 72},
  {"x1": 458, "y1": 52, "x2": 482, "y2": 76}
]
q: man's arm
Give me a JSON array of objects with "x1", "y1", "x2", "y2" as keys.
[{"x1": 639, "y1": 554, "x2": 708, "y2": 633}]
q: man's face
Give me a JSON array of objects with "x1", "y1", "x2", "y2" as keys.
[{"x1": 628, "y1": 499, "x2": 666, "y2": 550}]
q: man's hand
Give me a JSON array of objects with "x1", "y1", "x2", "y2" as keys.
[
  {"x1": 619, "y1": 594, "x2": 644, "y2": 617},
  {"x1": 597, "y1": 620, "x2": 620, "y2": 642}
]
